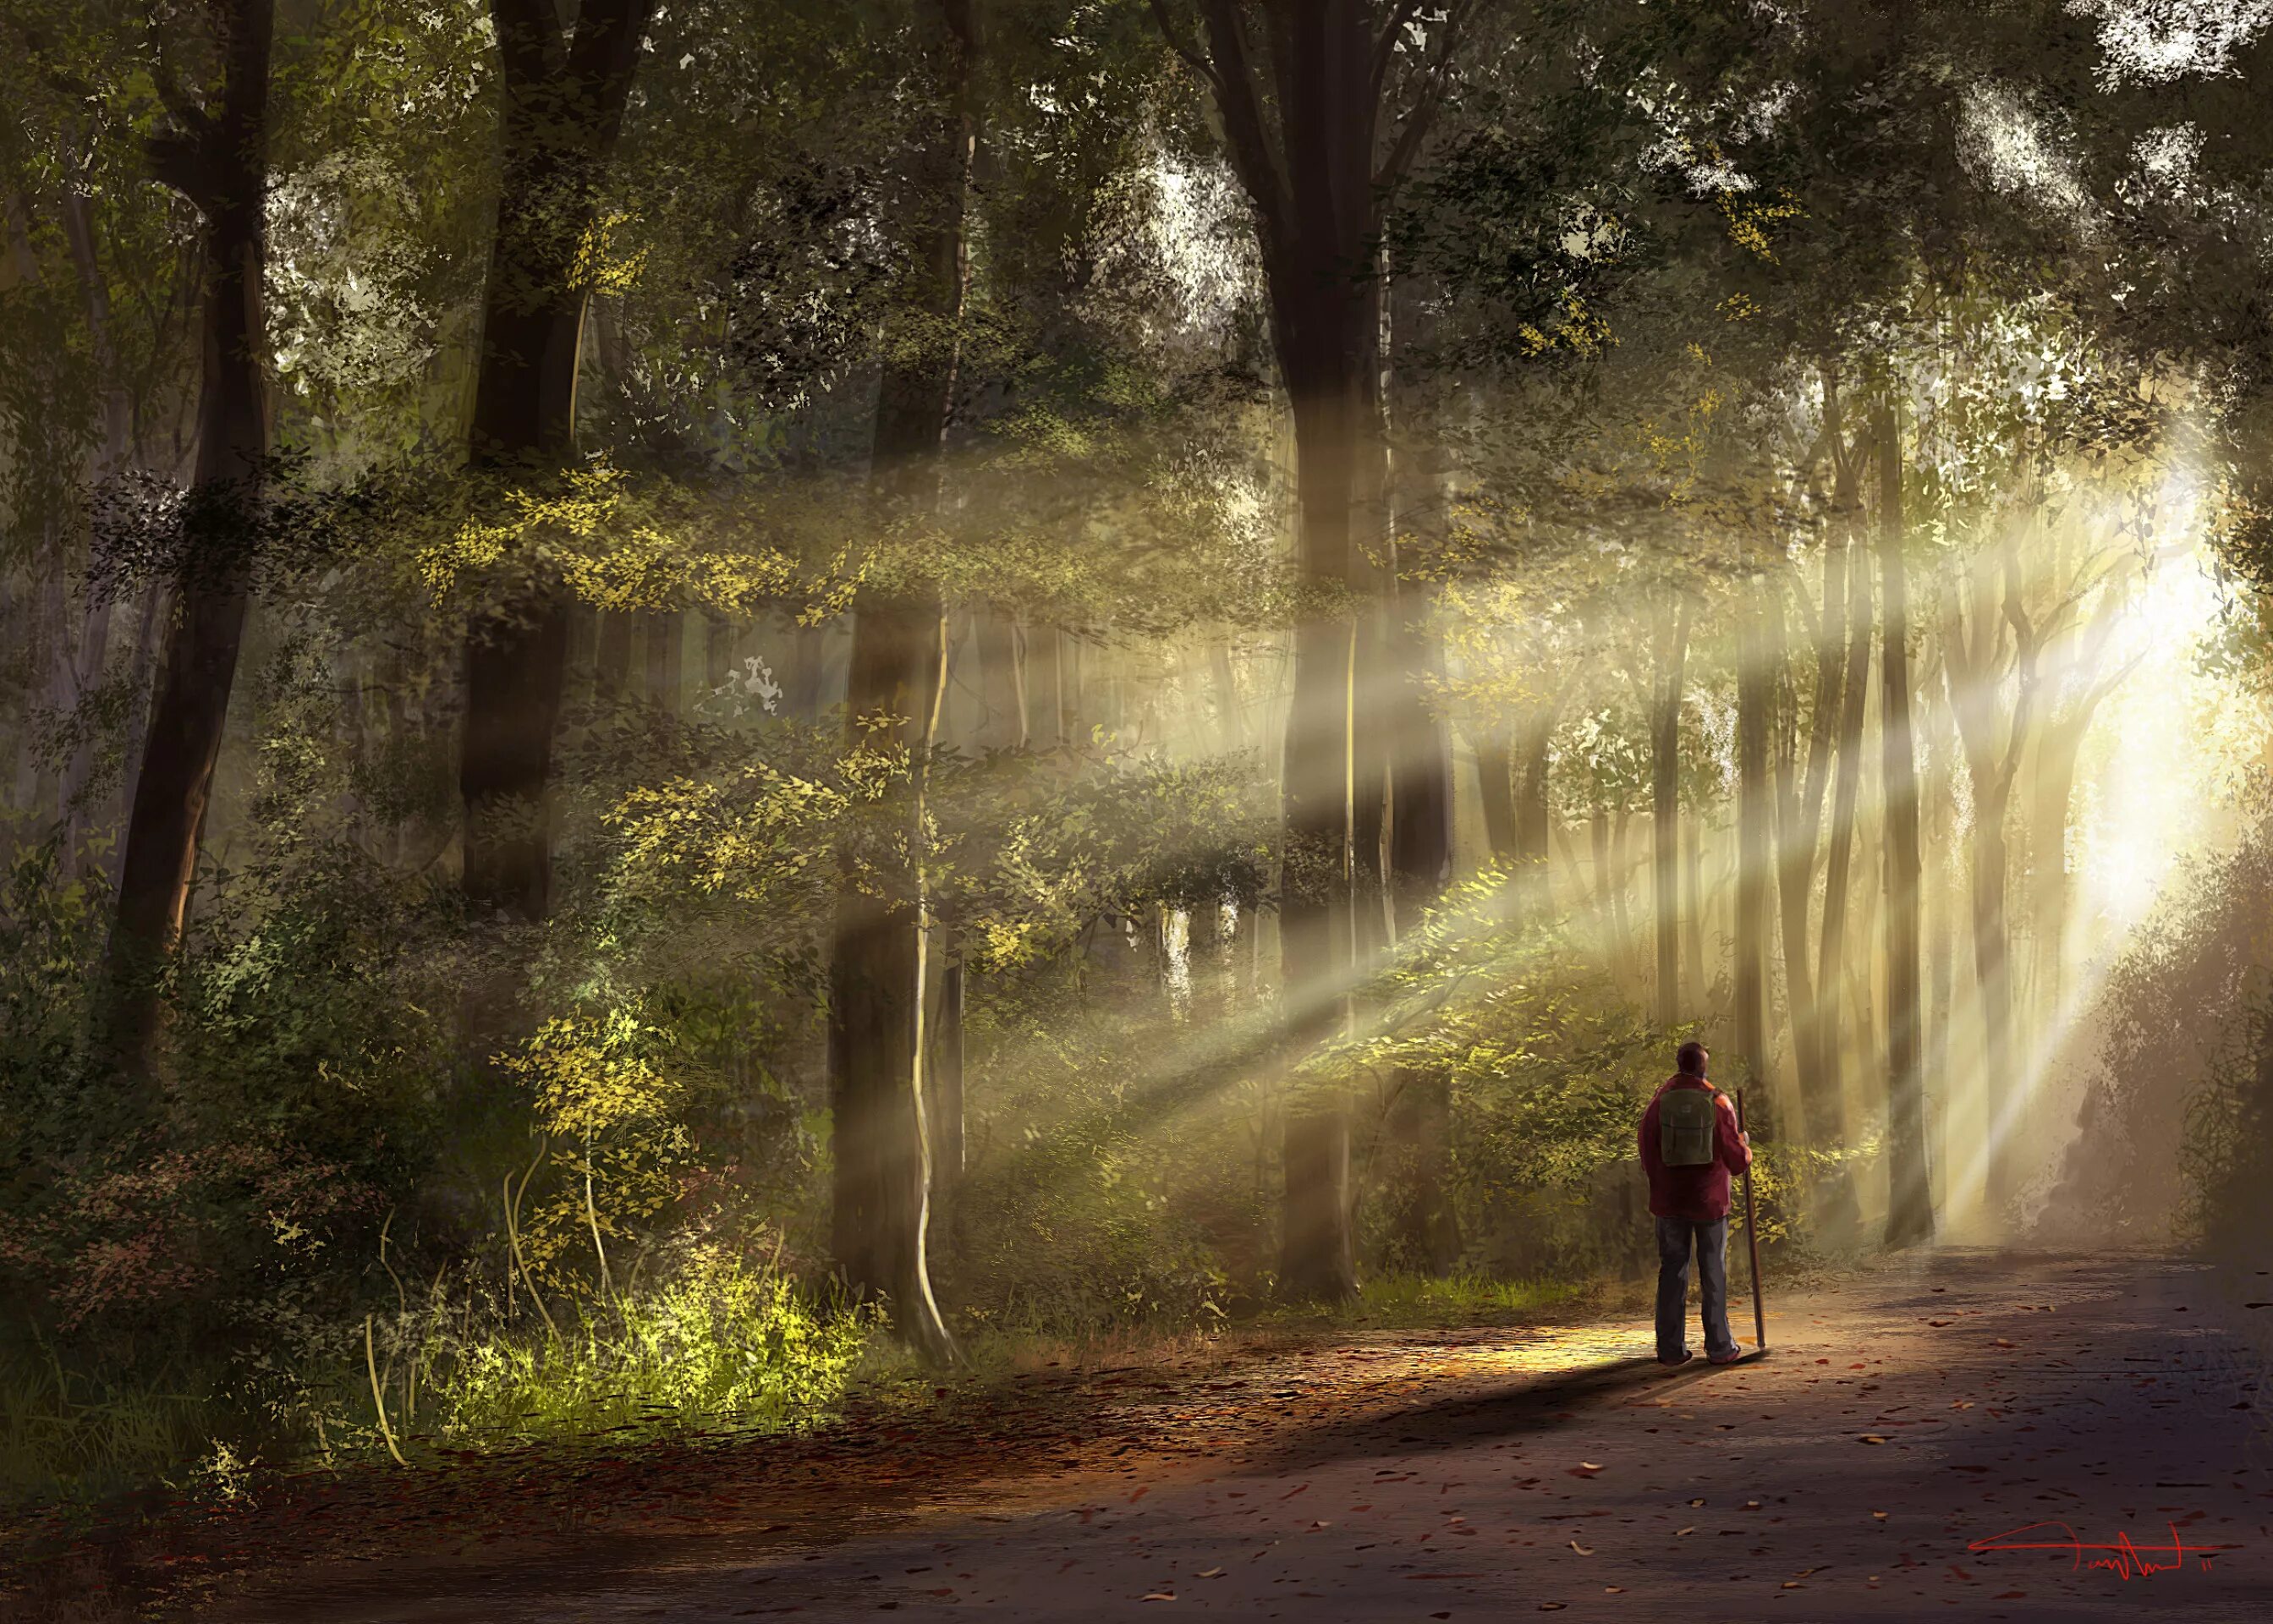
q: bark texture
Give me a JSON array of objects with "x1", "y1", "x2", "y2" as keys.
[
  {"x1": 826, "y1": 0, "x2": 974, "y2": 1363},
  {"x1": 458, "y1": 0, "x2": 656, "y2": 921},
  {"x1": 103, "y1": 0, "x2": 276, "y2": 1065},
  {"x1": 1874, "y1": 389, "x2": 1934, "y2": 1248}
]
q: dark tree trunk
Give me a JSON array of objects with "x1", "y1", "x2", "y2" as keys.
[
  {"x1": 1734, "y1": 575, "x2": 1775, "y2": 1122},
  {"x1": 103, "y1": 0, "x2": 275, "y2": 1065},
  {"x1": 1873, "y1": 389, "x2": 1933, "y2": 1247},
  {"x1": 1474, "y1": 732, "x2": 1517, "y2": 864},
  {"x1": 1168, "y1": 0, "x2": 1424, "y2": 1304},
  {"x1": 596, "y1": 612, "x2": 634, "y2": 699},
  {"x1": 458, "y1": 0, "x2": 656, "y2": 921},
  {"x1": 827, "y1": 0, "x2": 973, "y2": 1363},
  {"x1": 1651, "y1": 599, "x2": 1689, "y2": 1026}
]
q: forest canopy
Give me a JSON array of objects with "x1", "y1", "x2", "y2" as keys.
[{"x1": 3, "y1": 0, "x2": 2272, "y2": 1509}]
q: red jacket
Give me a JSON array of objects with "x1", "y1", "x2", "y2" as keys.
[{"x1": 1638, "y1": 1074, "x2": 1752, "y2": 1221}]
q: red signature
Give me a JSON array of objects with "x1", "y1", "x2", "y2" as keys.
[{"x1": 1968, "y1": 1521, "x2": 2240, "y2": 1579}]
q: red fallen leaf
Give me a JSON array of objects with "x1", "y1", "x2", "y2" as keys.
[
  {"x1": 1849, "y1": 1363, "x2": 1868, "y2": 1369},
  {"x1": 1993, "y1": 1592, "x2": 2026, "y2": 1600}
]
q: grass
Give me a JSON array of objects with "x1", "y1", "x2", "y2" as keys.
[
  {"x1": 376, "y1": 1243, "x2": 876, "y2": 1454},
  {"x1": 3, "y1": 1259, "x2": 1611, "y2": 1517},
  {"x1": 0, "y1": 1343, "x2": 214, "y2": 1508}
]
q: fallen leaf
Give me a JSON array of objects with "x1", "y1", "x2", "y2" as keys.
[
  {"x1": 1993, "y1": 1591, "x2": 2027, "y2": 1600},
  {"x1": 1568, "y1": 1539, "x2": 1593, "y2": 1555},
  {"x1": 1743, "y1": 1501, "x2": 1760, "y2": 1510},
  {"x1": 1991, "y1": 1339, "x2": 2016, "y2": 1348},
  {"x1": 1677, "y1": 1527, "x2": 1695, "y2": 1537},
  {"x1": 1196, "y1": 1567, "x2": 1223, "y2": 1578},
  {"x1": 1688, "y1": 1498, "x2": 1706, "y2": 1507},
  {"x1": 1872, "y1": 1512, "x2": 1888, "y2": 1521},
  {"x1": 1859, "y1": 1435, "x2": 1888, "y2": 1445},
  {"x1": 1539, "y1": 1606, "x2": 1567, "y2": 1614},
  {"x1": 1604, "y1": 1587, "x2": 1624, "y2": 1594},
  {"x1": 1580, "y1": 1462, "x2": 1602, "y2": 1471},
  {"x1": 1140, "y1": 1594, "x2": 1176, "y2": 1603}
]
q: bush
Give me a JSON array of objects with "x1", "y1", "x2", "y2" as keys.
[{"x1": 393, "y1": 1239, "x2": 874, "y2": 1451}]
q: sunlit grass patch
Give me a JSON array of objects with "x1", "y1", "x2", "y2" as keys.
[{"x1": 396, "y1": 1245, "x2": 875, "y2": 1452}]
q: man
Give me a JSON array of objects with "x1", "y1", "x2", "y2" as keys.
[{"x1": 1637, "y1": 1041, "x2": 1752, "y2": 1367}]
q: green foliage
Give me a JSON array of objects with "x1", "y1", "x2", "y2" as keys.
[{"x1": 393, "y1": 1241, "x2": 873, "y2": 1451}]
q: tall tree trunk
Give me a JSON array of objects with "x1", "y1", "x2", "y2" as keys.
[
  {"x1": 458, "y1": 0, "x2": 655, "y2": 920},
  {"x1": 1652, "y1": 599, "x2": 1690, "y2": 1026},
  {"x1": 102, "y1": 0, "x2": 275, "y2": 1065},
  {"x1": 827, "y1": 0, "x2": 973, "y2": 1363},
  {"x1": 1815, "y1": 480, "x2": 1872, "y2": 1150},
  {"x1": 596, "y1": 612, "x2": 634, "y2": 699},
  {"x1": 58, "y1": 189, "x2": 131, "y2": 851},
  {"x1": 641, "y1": 610, "x2": 683, "y2": 715},
  {"x1": 1782, "y1": 517, "x2": 1847, "y2": 1141},
  {"x1": 972, "y1": 606, "x2": 1024, "y2": 750},
  {"x1": 1873, "y1": 388, "x2": 1933, "y2": 1247},
  {"x1": 1023, "y1": 623, "x2": 1068, "y2": 748},
  {"x1": 1938, "y1": 526, "x2": 2045, "y2": 1214},
  {"x1": 1683, "y1": 809, "x2": 1707, "y2": 1009},
  {"x1": 1384, "y1": 287, "x2": 1457, "y2": 1272},
  {"x1": 1474, "y1": 730, "x2": 1517, "y2": 864},
  {"x1": 1513, "y1": 695, "x2": 1560, "y2": 914},
  {"x1": 1734, "y1": 574, "x2": 1775, "y2": 1122}
]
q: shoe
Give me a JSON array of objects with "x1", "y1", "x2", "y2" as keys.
[
  {"x1": 1658, "y1": 1351, "x2": 1696, "y2": 1367},
  {"x1": 1708, "y1": 1347, "x2": 1744, "y2": 1365}
]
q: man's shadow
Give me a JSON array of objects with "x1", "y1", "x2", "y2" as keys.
[{"x1": 1254, "y1": 1352, "x2": 1750, "y2": 1474}]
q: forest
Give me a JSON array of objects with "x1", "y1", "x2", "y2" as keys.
[{"x1": 4, "y1": 1, "x2": 2273, "y2": 1609}]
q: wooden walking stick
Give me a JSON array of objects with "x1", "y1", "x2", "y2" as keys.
[{"x1": 1735, "y1": 1089, "x2": 1766, "y2": 1353}]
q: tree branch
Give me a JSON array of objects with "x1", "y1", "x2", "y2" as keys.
[
  {"x1": 1374, "y1": 0, "x2": 1480, "y2": 194},
  {"x1": 1370, "y1": 0, "x2": 1430, "y2": 107},
  {"x1": 1194, "y1": 0, "x2": 1293, "y2": 259},
  {"x1": 1145, "y1": 0, "x2": 1223, "y2": 94}
]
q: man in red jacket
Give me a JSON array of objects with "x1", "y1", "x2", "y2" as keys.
[{"x1": 1638, "y1": 1041, "x2": 1752, "y2": 1367}]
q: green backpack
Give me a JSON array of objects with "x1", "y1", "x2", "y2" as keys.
[{"x1": 1660, "y1": 1086, "x2": 1720, "y2": 1167}]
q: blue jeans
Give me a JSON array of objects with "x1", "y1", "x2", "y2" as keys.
[{"x1": 1655, "y1": 1215, "x2": 1737, "y2": 1361}]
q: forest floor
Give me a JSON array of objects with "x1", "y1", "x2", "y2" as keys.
[{"x1": 10, "y1": 1246, "x2": 2271, "y2": 1623}]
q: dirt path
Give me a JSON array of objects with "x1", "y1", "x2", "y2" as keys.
[{"x1": 46, "y1": 1248, "x2": 2273, "y2": 1623}]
